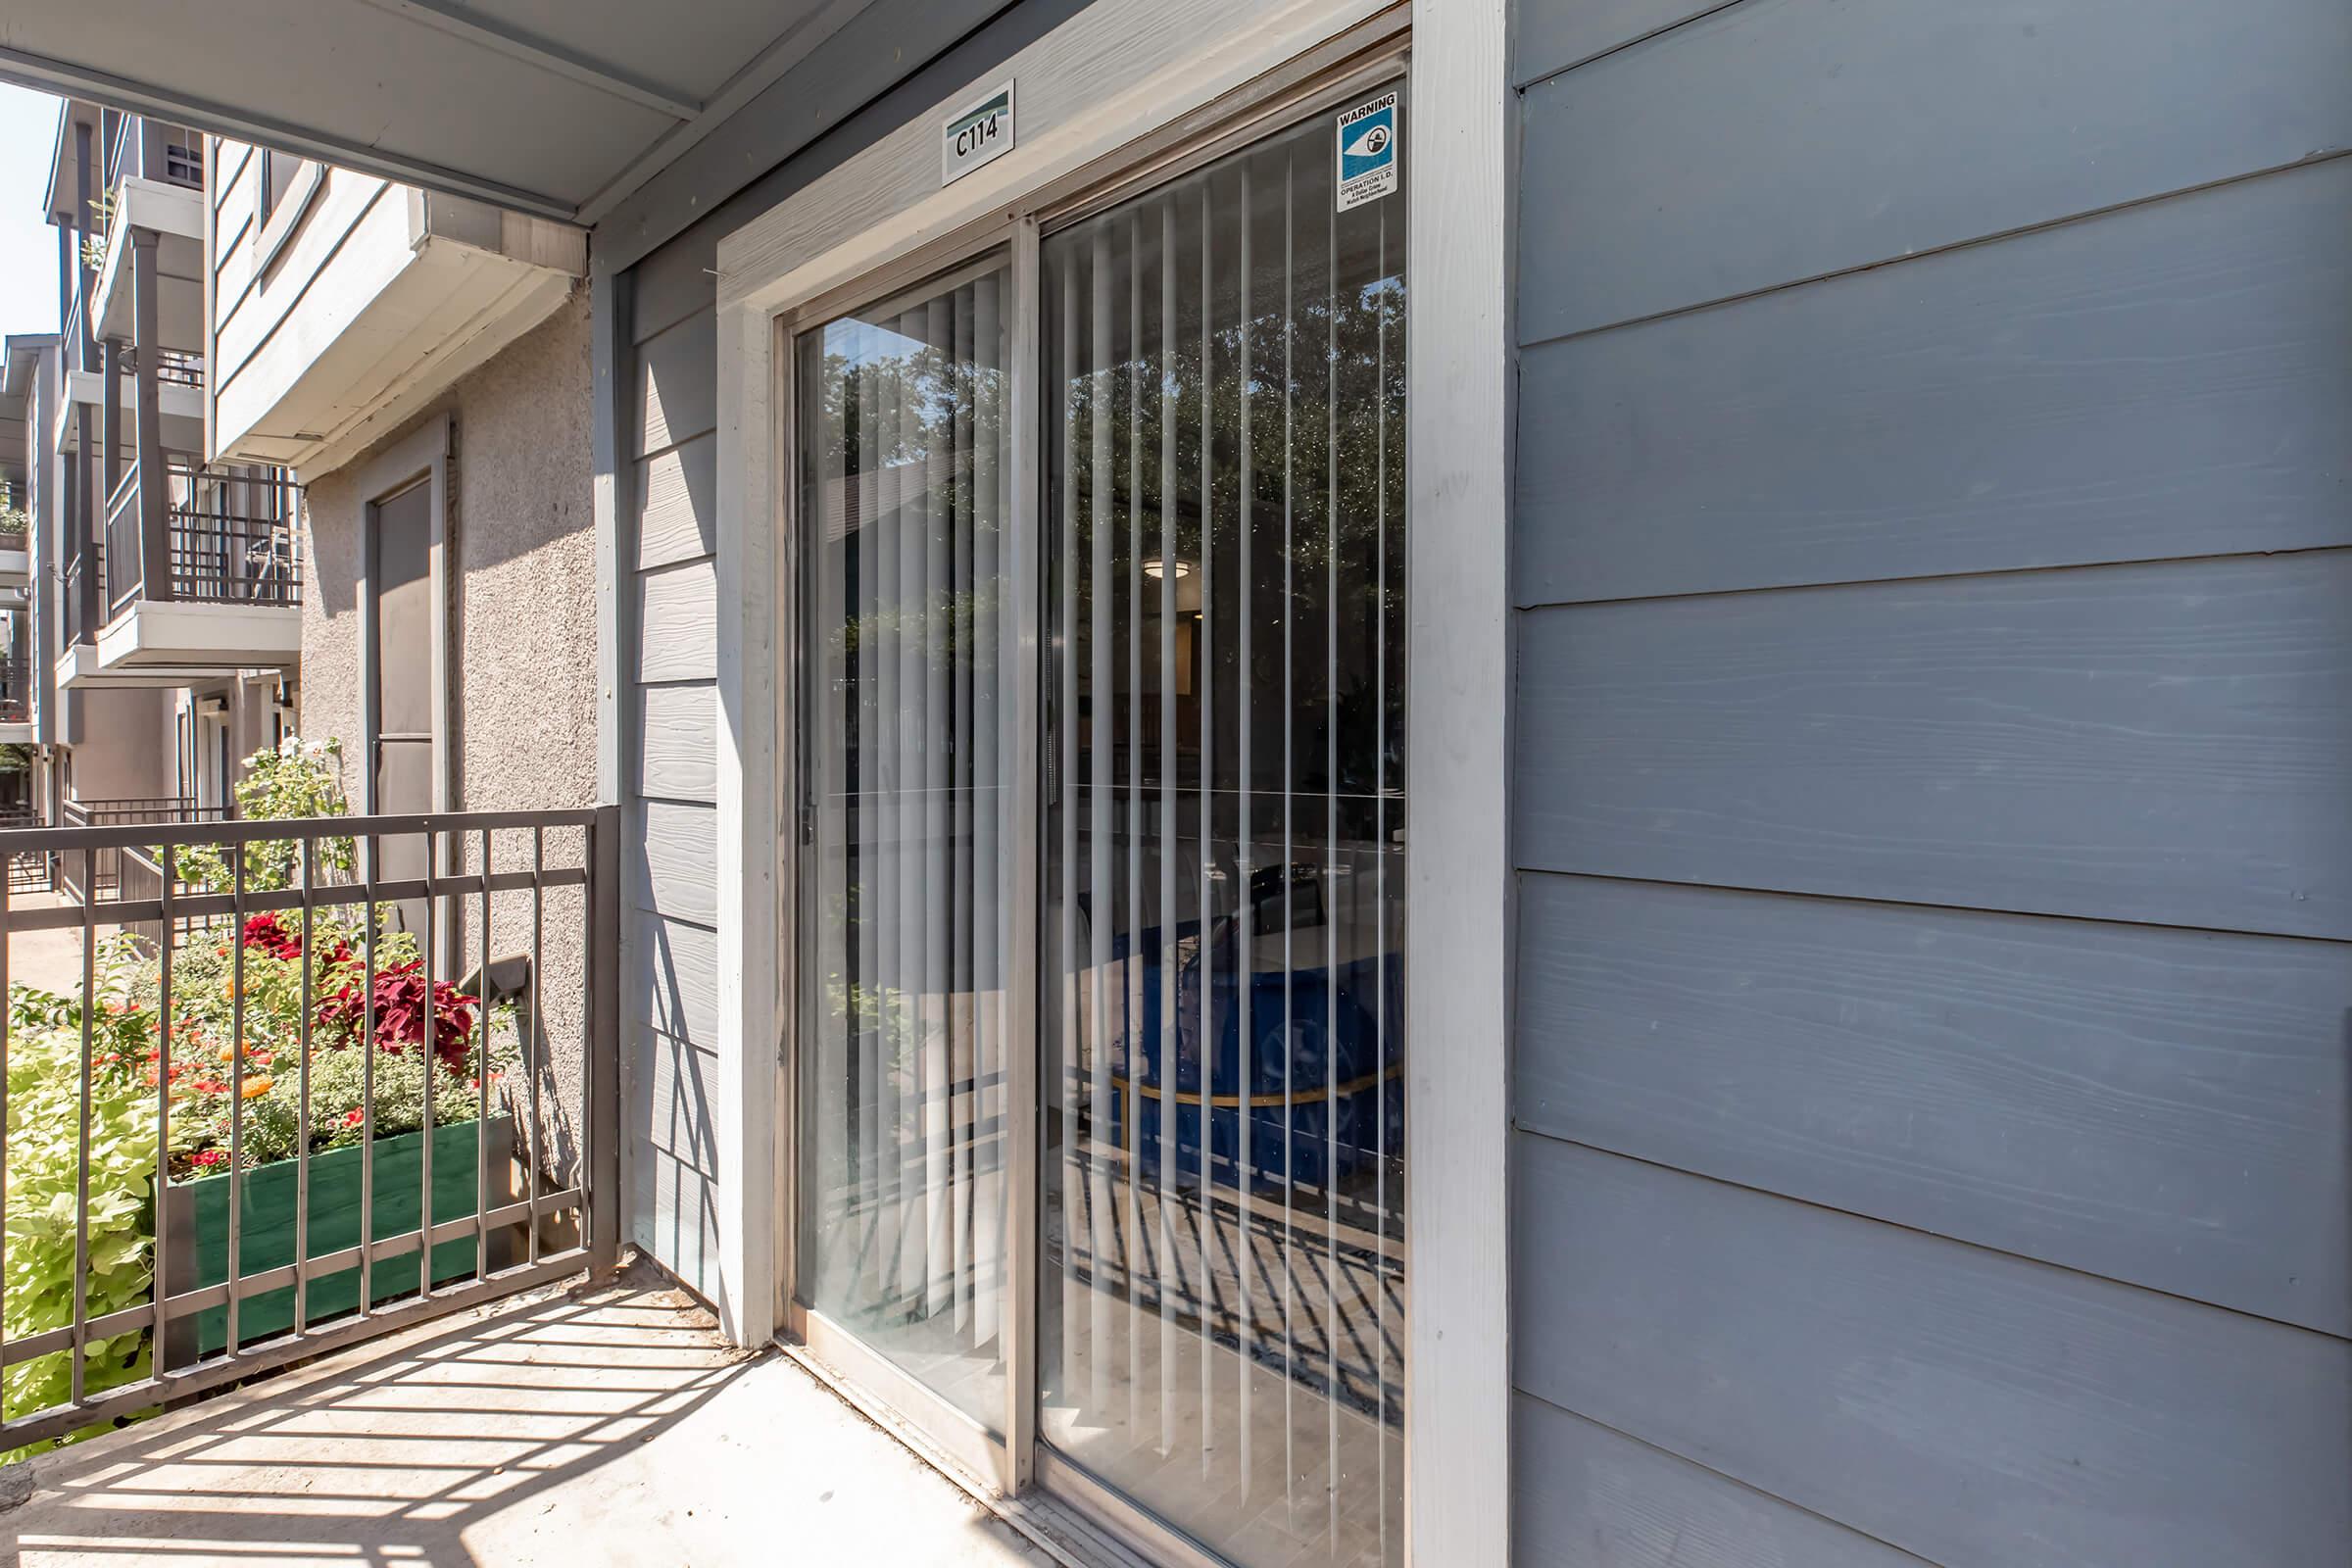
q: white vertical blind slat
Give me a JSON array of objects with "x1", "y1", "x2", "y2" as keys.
[
  {"x1": 1157, "y1": 191, "x2": 1181, "y2": 1460},
  {"x1": 1087, "y1": 225, "x2": 1117, "y2": 1418}
]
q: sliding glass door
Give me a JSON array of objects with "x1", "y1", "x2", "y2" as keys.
[
  {"x1": 795, "y1": 257, "x2": 1017, "y2": 1443},
  {"x1": 791, "y1": 81, "x2": 1406, "y2": 1567},
  {"x1": 1037, "y1": 102, "x2": 1405, "y2": 1568}
]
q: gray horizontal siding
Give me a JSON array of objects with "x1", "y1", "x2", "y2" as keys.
[
  {"x1": 1513, "y1": 1137, "x2": 2352, "y2": 1568},
  {"x1": 636, "y1": 561, "x2": 719, "y2": 683},
  {"x1": 635, "y1": 681, "x2": 718, "y2": 803},
  {"x1": 621, "y1": 262, "x2": 722, "y2": 1295},
  {"x1": 634, "y1": 312, "x2": 718, "y2": 459},
  {"x1": 1513, "y1": 1395, "x2": 1922, "y2": 1568},
  {"x1": 1509, "y1": 0, "x2": 2352, "y2": 1556},
  {"x1": 632, "y1": 908, "x2": 721, "y2": 1045},
  {"x1": 1516, "y1": 874, "x2": 2352, "y2": 1336},
  {"x1": 1515, "y1": 552, "x2": 2352, "y2": 940},
  {"x1": 1511, "y1": 0, "x2": 1728, "y2": 87},
  {"x1": 1516, "y1": 159, "x2": 2352, "y2": 606},
  {"x1": 636, "y1": 434, "x2": 718, "y2": 571},
  {"x1": 633, "y1": 1024, "x2": 721, "y2": 1179},
  {"x1": 637, "y1": 800, "x2": 719, "y2": 927},
  {"x1": 632, "y1": 1140, "x2": 721, "y2": 1298},
  {"x1": 1516, "y1": 0, "x2": 2352, "y2": 342}
]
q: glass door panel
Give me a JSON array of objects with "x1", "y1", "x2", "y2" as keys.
[
  {"x1": 796, "y1": 258, "x2": 1015, "y2": 1435},
  {"x1": 1039, "y1": 96, "x2": 1408, "y2": 1568}
]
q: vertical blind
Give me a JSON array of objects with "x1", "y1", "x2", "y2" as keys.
[
  {"x1": 1039, "y1": 99, "x2": 1407, "y2": 1568},
  {"x1": 797, "y1": 259, "x2": 1015, "y2": 1432}
]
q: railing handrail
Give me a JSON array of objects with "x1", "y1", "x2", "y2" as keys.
[
  {"x1": 0, "y1": 802, "x2": 619, "y2": 1452},
  {"x1": 6, "y1": 807, "x2": 602, "y2": 855}
]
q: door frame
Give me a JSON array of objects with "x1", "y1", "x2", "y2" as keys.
[
  {"x1": 353, "y1": 412, "x2": 454, "y2": 820},
  {"x1": 710, "y1": 0, "x2": 1511, "y2": 1558}
]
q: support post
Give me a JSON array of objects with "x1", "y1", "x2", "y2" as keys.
[
  {"x1": 586, "y1": 803, "x2": 623, "y2": 1278},
  {"x1": 130, "y1": 230, "x2": 169, "y2": 604},
  {"x1": 101, "y1": 339, "x2": 122, "y2": 500},
  {"x1": 72, "y1": 120, "x2": 95, "y2": 373},
  {"x1": 72, "y1": 408, "x2": 98, "y2": 645}
]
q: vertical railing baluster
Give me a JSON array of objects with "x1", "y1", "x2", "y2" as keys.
[
  {"x1": 153, "y1": 847, "x2": 173, "y2": 1357},
  {"x1": 420, "y1": 828, "x2": 436, "y2": 1303},
  {"x1": 295, "y1": 835, "x2": 314, "y2": 1335},
  {"x1": 475, "y1": 826, "x2": 491, "y2": 1282},
  {"x1": 71, "y1": 848, "x2": 93, "y2": 1403},
  {"x1": 227, "y1": 844, "x2": 246, "y2": 1356},
  {"x1": 0, "y1": 866, "x2": 13, "y2": 1396},
  {"x1": 360, "y1": 830, "x2": 377, "y2": 1314},
  {"x1": 528, "y1": 826, "x2": 544, "y2": 1269}
]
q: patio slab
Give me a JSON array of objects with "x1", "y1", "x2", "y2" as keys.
[{"x1": 0, "y1": 1263, "x2": 1056, "y2": 1568}]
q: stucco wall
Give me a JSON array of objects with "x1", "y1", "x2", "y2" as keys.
[{"x1": 298, "y1": 285, "x2": 598, "y2": 1183}]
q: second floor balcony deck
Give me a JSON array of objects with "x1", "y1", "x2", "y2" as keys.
[{"x1": 60, "y1": 460, "x2": 303, "y2": 687}]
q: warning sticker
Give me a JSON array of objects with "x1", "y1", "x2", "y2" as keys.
[{"x1": 1335, "y1": 91, "x2": 1398, "y2": 212}]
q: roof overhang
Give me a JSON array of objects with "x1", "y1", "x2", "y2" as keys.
[{"x1": 0, "y1": 0, "x2": 880, "y2": 226}]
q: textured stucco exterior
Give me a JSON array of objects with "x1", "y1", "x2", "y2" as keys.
[{"x1": 297, "y1": 286, "x2": 598, "y2": 1169}]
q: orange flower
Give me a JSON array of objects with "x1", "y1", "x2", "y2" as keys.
[{"x1": 240, "y1": 1076, "x2": 272, "y2": 1099}]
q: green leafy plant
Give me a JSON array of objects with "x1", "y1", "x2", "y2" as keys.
[
  {"x1": 178, "y1": 736, "x2": 356, "y2": 894},
  {"x1": 1, "y1": 904, "x2": 517, "y2": 1457},
  {"x1": 77, "y1": 191, "x2": 116, "y2": 273},
  {"x1": 2, "y1": 937, "x2": 164, "y2": 1454}
]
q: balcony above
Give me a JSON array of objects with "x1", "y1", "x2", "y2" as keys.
[
  {"x1": 212, "y1": 166, "x2": 586, "y2": 476},
  {"x1": 0, "y1": 536, "x2": 27, "y2": 589},
  {"x1": 90, "y1": 175, "x2": 207, "y2": 353},
  {"x1": 54, "y1": 355, "x2": 207, "y2": 459},
  {"x1": 76, "y1": 460, "x2": 303, "y2": 678}
]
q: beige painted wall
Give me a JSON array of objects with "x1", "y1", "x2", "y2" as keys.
[{"x1": 297, "y1": 285, "x2": 598, "y2": 1182}]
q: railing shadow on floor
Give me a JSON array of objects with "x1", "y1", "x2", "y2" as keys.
[{"x1": 0, "y1": 1261, "x2": 757, "y2": 1568}]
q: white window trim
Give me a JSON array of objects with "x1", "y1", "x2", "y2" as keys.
[
  {"x1": 253, "y1": 150, "x2": 323, "y2": 274},
  {"x1": 708, "y1": 0, "x2": 1512, "y2": 1559}
]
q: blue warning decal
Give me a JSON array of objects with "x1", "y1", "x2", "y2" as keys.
[{"x1": 1335, "y1": 91, "x2": 1398, "y2": 212}]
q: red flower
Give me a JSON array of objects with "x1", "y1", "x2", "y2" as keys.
[
  {"x1": 240, "y1": 912, "x2": 303, "y2": 961},
  {"x1": 342, "y1": 1107, "x2": 365, "y2": 1127},
  {"x1": 314, "y1": 959, "x2": 479, "y2": 1073},
  {"x1": 190, "y1": 1150, "x2": 226, "y2": 1168}
]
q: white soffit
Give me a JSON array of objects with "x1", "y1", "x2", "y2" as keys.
[{"x1": 0, "y1": 0, "x2": 874, "y2": 222}]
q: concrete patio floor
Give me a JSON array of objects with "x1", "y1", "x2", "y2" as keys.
[{"x1": 0, "y1": 1264, "x2": 1056, "y2": 1567}]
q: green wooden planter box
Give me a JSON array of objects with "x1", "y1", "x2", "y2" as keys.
[{"x1": 161, "y1": 1116, "x2": 517, "y2": 1364}]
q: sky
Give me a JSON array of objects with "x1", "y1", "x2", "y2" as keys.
[{"x1": 0, "y1": 82, "x2": 63, "y2": 338}]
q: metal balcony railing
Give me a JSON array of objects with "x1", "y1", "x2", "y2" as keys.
[
  {"x1": 0, "y1": 612, "x2": 29, "y2": 723},
  {"x1": 102, "y1": 460, "x2": 302, "y2": 617},
  {"x1": 64, "y1": 550, "x2": 94, "y2": 648},
  {"x1": 0, "y1": 808, "x2": 52, "y2": 895},
  {"x1": 0, "y1": 808, "x2": 621, "y2": 1452},
  {"x1": 152, "y1": 347, "x2": 205, "y2": 389},
  {"x1": 60, "y1": 797, "x2": 224, "y2": 906}
]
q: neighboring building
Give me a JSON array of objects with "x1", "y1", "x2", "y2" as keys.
[
  {"x1": 0, "y1": 336, "x2": 44, "y2": 784},
  {"x1": 23, "y1": 101, "x2": 297, "y2": 846},
  {"x1": 199, "y1": 134, "x2": 592, "y2": 844},
  {"x1": 3, "y1": 2, "x2": 2348, "y2": 1566}
]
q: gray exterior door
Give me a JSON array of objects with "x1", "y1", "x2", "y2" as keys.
[
  {"x1": 369, "y1": 476, "x2": 435, "y2": 919},
  {"x1": 1506, "y1": 0, "x2": 2352, "y2": 1564}
]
